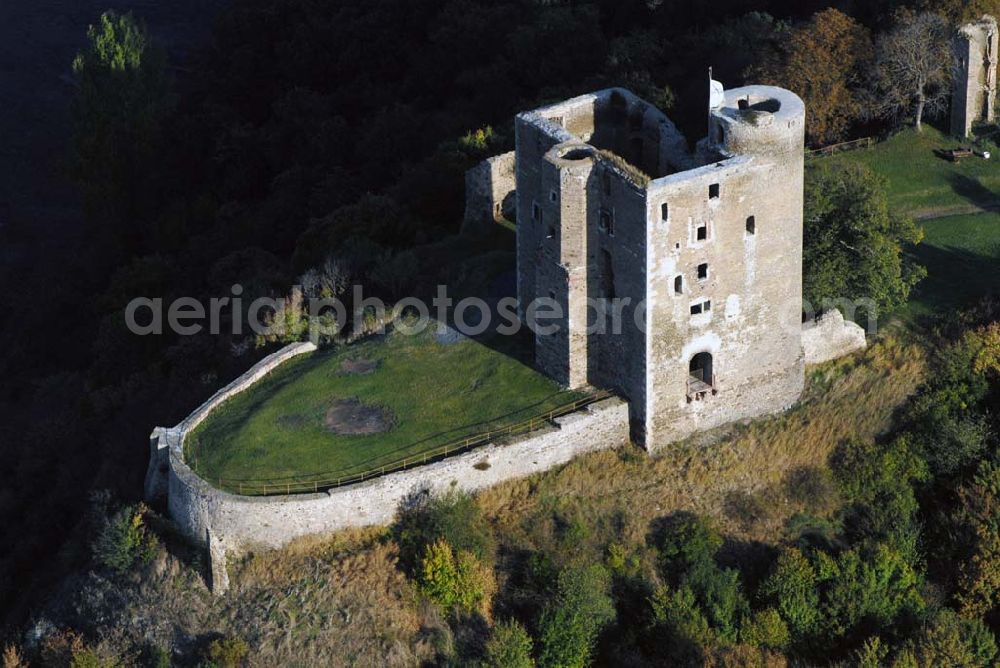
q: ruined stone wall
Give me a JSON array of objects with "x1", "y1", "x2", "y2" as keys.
[
  {"x1": 156, "y1": 393, "x2": 629, "y2": 589},
  {"x1": 462, "y1": 151, "x2": 516, "y2": 234},
  {"x1": 952, "y1": 16, "x2": 998, "y2": 138},
  {"x1": 802, "y1": 309, "x2": 867, "y2": 365},
  {"x1": 145, "y1": 341, "x2": 318, "y2": 505}
]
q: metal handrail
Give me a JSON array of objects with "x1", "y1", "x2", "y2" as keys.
[{"x1": 206, "y1": 390, "x2": 613, "y2": 496}]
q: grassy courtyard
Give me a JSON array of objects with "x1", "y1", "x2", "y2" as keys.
[
  {"x1": 818, "y1": 125, "x2": 1000, "y2": 217},
  {"x1": 903, "y1": 212, "x2": 1000, "y2": 319},
  {"x1": 816, "y1": 126, "x2": 1000, "y2": 320},
  {"x1": 186, "y1": 328, "x2": 584, "y2": 492}
]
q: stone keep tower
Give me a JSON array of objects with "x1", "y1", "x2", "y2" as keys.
[
  {"x1": 515, "y1": 82, "x2": 806, "y2": 449},
  {"x1": 952, "y1": 15, "x2": 998, "y2": 138}
]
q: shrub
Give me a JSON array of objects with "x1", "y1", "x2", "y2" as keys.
[
  {"x1": 854, "y1": 636, "x2": 889, "y2": 668},
  {"x1": 650, "y1": 584, "x2": 715, "y2": 650},
  {"x1": 758, "y1": 548, "x2": 820, "y2": 638},
  {"x1": 537, "y1": 564, "x2": 615, "y2": 668},
  {"x1": 740, "y1": 609, "x2": 790, "y2": 650},
  {"x1": 418, "y1": 539, "x2": 496, "y2": 618},
  {"x1": 654, "y1": 514, "x2": 749, "y2": 644},
  {"x1": 395, "y1": 490, "x2": 495, "y2": 572},
  {"x1": 2, "y1": 645, "x2": 26, "y2": 668},
  {"x1": 482, "y1": 619, "x2": 534, "y2": 668},
  {"x1": 782, "y1": 466, "x2": 838, "y2": 511},
  {"x1": 204, "y1": 635, "x2": 249, "y2": 668},
  {"x1": 905, "y1": 610, "x2": 997, "y2": 667},
  {"x1": 92, "y1": 502, "x2": 159, "y2": 573}
]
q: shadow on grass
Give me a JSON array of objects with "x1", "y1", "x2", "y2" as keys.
[
  {"x1": 906, "y1": 236, "x2": 1000, "y2": 327},
  {"x1": 947, "y1": 172, "x2": 999, "y2": 208}
]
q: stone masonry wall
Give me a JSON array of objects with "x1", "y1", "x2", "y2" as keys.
[
  {"x1": 802, "y1": 309, "x2": 867, "y2": 365},
  {"x1": 952, "y1": 16, "x2": 998, "y2": 138},
  {"x1": 462, "y1": 151, "x2": 516, "y2": 234},
  {"x1": 145, "y1": 341, "x2": 318, "y2": 505},
  {"x1": 157, "y1": 395, "x2": 628, "y2": 591},
  {"x1": 147, "y1": 340, "x2": 631, "y2": 590}
]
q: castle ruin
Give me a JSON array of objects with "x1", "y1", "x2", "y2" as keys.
[
  {"x1": 952, "y1": 15, "x2": 998, "y2": 137},
  {"x1": 509, "y1": 81, "x2": 807, "y2": 449}
]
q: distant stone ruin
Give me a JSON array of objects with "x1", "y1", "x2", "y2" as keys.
[{"x1": 952, "y1": 15, "x2": 998, "y2": 137}]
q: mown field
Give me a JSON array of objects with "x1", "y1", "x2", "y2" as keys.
[
  {"x1": 816, "y1": 126, "x2": 1000, "y2": 319},
  {"x1": 818, "y1": 125, "x2": 1000, "y2": 217},
  {"x1": 186, "y1": 329, "x2": 583, "y2": 490}
]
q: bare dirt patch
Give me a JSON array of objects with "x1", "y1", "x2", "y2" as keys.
[
  {"x1": 339, "y1": 358, "x2": 380, "y2": 375},
  {"x1": 324, "y1": 399, "x2": 393, "y2": 435}
]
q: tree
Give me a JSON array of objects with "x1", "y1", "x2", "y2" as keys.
[
  {"x1": 759, "y1": 9, "x2": 872, "y2": 146},
  {"x1": 71, "y1": 11, "x2": 170, "y2": 246},
  {"x1": 866, "y1": 12, "x2": 952, "y2": 131},
  {"x1": 483, "y1": 620, "x2": 535, "y2": 668},
  {"x1": 418, "y1": 539, "x2": 497, "y2": 618},
  {"x1": 918, "y1": 0, "x2": 1000, "y2": 23},
  {"x1": 804, "y1": 162, "x2": 926, "y2": 318},
  {"x1": 537, "y1": 564, "x2": 616, "y2": 668}
]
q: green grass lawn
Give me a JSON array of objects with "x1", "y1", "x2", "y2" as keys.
[
  {"x1": 186, "y1": 329, "x2": 583, "y2": 491},
  {"x1": 901, "y1": 212, "x2": 1000, "y2": 320},
  {"x1": 817, "y1": 125, "x2": 1000, "y2": 217}
]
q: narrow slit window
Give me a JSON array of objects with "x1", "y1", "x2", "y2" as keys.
[
  {"x1": 674, "y1": 275, "x2": 683, "y2": 295},
  {"x1": 598, "y1": 209, "x2": 614, "y2": 236},
  {"x1": 704, "y1": 300, "x2": 712, "y2": 311},
  {"x1": 532, "y1": 201, "x2": 541, "y2": 223},
  {"x1": 661, "y1": 202, "x2": 669, "y2": 221},
  {"x1": 547, "y1": 225, "x2": 556, "y2": 239},
  {"x1": 697, "y1": 263, "x2": 709, "y2": 280},
  {"x1": 709, "y1": 183, "x2": 720, "y2": 199},
  {"x1": 746, "y1": 215, "x2": 756, "y2": 235},
  {"x1": 549, "y1": 190, "x2": 558, "y2": 203}
]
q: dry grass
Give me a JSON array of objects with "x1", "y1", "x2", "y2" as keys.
[
  {"x1": 49, "y1": 333, "x2": 926, "y2": 665},
  {"x1": 225, "y1": 529, "x2": 437, "y2": 667},
  {"x1": 478, "y1": 331, "x2": 926, "y2": 552}
]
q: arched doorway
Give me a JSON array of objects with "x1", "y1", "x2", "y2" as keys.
[{"x1": 689, "y1": 352, "x2": 713, "y2": 388}]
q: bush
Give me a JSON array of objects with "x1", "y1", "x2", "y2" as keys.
[
  {"x1": 2, "y1": 645, "x2": 26, "y2": 668},
  {"x1": 654, "y1": 514, "x2": 749, "y2": 644},
  {"x1": 537, "y1": 564, "x2": 615, "y2": 668},
  {"x1": 418, "y1": 538, "x2": 496, "y2": 618},
  {"x1": 905, "y1": 610, "x2": 997, "y2": 667},
  {"x1": 758, "y1": 548, "x2": 820, "y2": 638},
  {"x1": 92, "y1": 502, "x2": 159, "y2": 573},
  {"x1": 482, "y1": 619, "x2": 534, "y2": 668},
  {"x1": 740, "y1": 609, "x2": 790, "y2": 650},
  {"x1": 395, "y1": 490, "x2": 495, "y2": 572},
  {"x1": 203, "y1": 635, "x2": 249, "y2": 668}
]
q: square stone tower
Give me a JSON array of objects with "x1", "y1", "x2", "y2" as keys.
[
  {"x1": 952, "y1": 15, "x2": 998, "y2": 138},
  {"x1": 514, "y1": 83, "x2": 806, "y2": 449}
]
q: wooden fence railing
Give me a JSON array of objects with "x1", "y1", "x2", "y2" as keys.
[
  {"x1": 806, "y1": 136, "x2": 875, "y2": 156},
  {"x1": 203, "y1": 390, "x2": 614, "y2": 496}
]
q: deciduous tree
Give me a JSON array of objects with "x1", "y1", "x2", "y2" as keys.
[
  {"x1": 760, "y1": 9, "x2": 872, "y2": 146},
  {"x1": 866, "y1": 11, "x2": 952, "y2": 131}
]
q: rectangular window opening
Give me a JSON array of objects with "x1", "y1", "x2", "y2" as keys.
[
  {"x1": 690, "y1": 303, "x2": 703, "y2": 315},
  {"x1": 598, "y1": 209, "x2": 614, "y2": 236},
  {"x1": 746, "y1": 215, "x2": 756, "y2": 235},
  {"x1": 674, "y1": 275, "x2": 683, "y2": 295},
  {"x1": 696, "y1": 224, "x2": 708, "y2": 241},
  {"x1": 697, "y1": 263, "x2": 709, "y2": 280},
  {"x1": 532, "y1": 201, "x2": 542, "y2": 223},
  {"x1": 709, "y1": 183, "x2": 720, "y2": 199},
  {"x1": 661, "y1": 202, "x2": 669, "y2": 221},
  {"x1": 546, "y1": 225, "x2": 556, "y2": 239}
]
